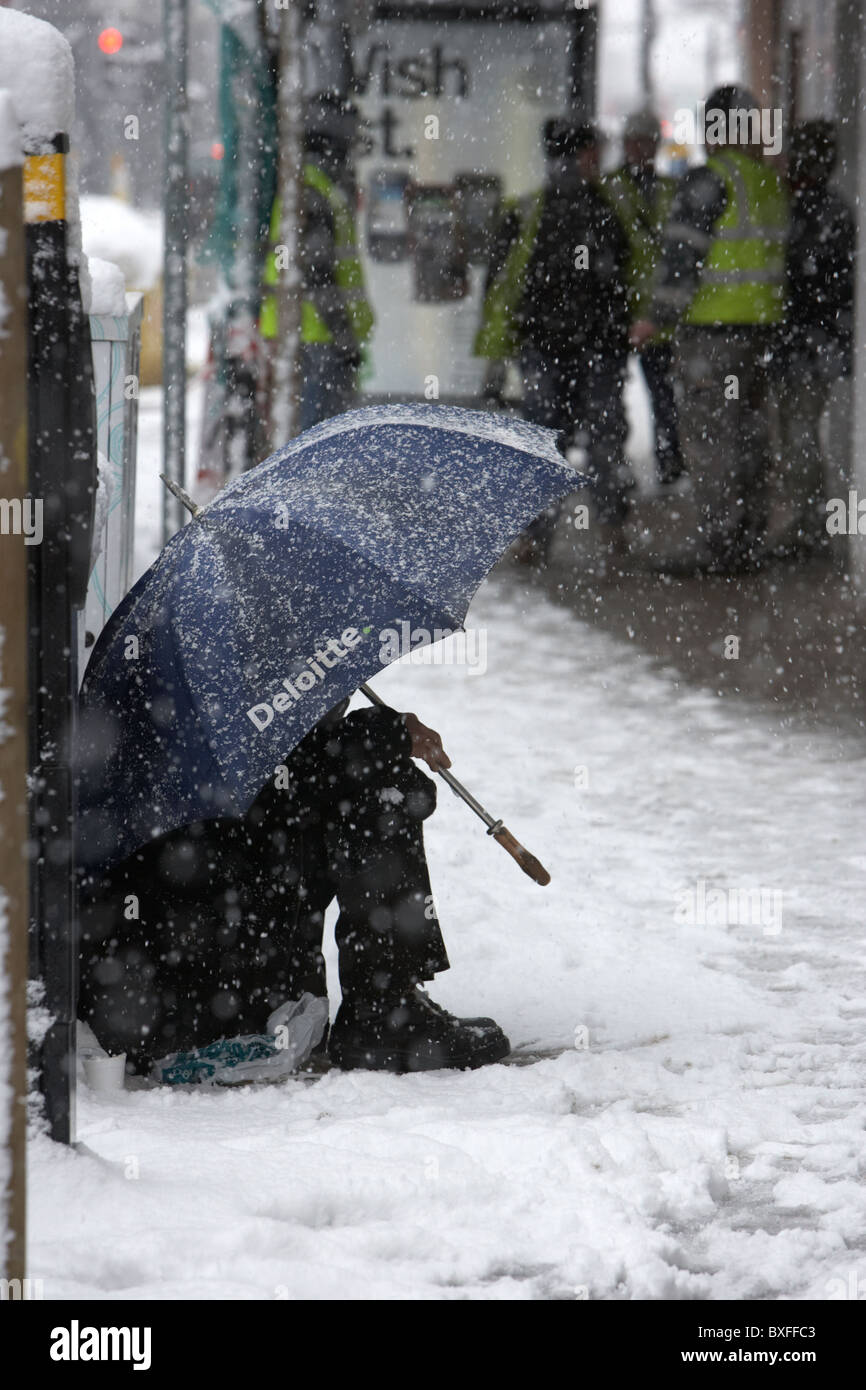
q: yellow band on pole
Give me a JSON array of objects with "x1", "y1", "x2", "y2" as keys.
[{"x1": 23, "y1": 152, "x2": 66, "y2": 223}]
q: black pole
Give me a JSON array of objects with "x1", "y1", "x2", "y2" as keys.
[
  {"x1": 26, "y1": 132, "x2": 97, "y2": 1144},
  {"x1": 163, "y1": 0, "x2": 189, "y2": 542},
  {"x1": 271, "y1": 0, "x2": 305, "y2": 447}
]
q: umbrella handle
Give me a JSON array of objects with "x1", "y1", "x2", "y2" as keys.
[{"x1": 490, "y1": 823, "x2": 551, "y2": 887}]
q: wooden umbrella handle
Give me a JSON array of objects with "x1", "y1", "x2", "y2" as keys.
[{"x1": 491, "y1": 824, "x2": 551, "y2": 886}]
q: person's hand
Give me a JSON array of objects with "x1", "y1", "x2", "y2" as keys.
[
  {"x1": 403, "y1": 712, "x2": 452, "y2": 772},
  {"x1": 629, "y1": 319, "x2": 657, "y2": 350}
]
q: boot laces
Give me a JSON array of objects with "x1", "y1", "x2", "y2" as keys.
[{"x1": 412, "y1": 987, "x2": 455, "y2": 1023}]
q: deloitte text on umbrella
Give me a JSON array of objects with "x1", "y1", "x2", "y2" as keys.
[{"x1": 247, "y1": 627, "x2": 362, "y2": 730}]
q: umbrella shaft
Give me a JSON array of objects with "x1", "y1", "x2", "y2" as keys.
[
  {"x1": 159, "y1": 472, "x2": 201, "y2": 518},
  {"x1": 438, "y1": 766, "x2": 497, "y2": 830}
]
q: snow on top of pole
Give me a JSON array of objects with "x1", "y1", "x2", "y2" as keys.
[
  {"x1": 0, "y1": 9, "x2": 74, "y2": 153},
  {"x1": 0, "y1": 12, "x2": 87, "y2": 290}
]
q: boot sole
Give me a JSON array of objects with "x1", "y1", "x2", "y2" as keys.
[{"x1": 329, "y1": 1034, "x2": 511, "y2": 1074}]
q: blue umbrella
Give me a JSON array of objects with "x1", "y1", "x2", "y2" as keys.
[{"x1": 76, "y1": 403, "x2": 579, "y2": 871}]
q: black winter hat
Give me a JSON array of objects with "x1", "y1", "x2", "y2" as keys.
[
  {"x1": 704, "y1": 84, "x2": 760, "y2": 118},
  {"x1": 543, "y1": 117, "x2": 599, "y2": 159}
]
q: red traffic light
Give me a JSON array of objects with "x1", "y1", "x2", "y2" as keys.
[{"x1": 98, "y1": 27, "x2": 124, "y2": 56}]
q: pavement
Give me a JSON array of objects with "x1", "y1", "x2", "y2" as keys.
[{"x1": 512, "y1": 485, "x2": 866, "y2": 736}]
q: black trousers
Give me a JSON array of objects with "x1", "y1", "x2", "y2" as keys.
[
  {"x1": 638, "y1": 342, "x2": 683, "y2": 482},
  {"x1": 78, "y1": 708, "x2": 449, "y2": 1072},
  {"x1": 521, "y1": 347, "x2": 630, "y2": 529}
]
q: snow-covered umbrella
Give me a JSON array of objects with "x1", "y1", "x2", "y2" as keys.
[{"x1": 76, "y1": 404, "x2": 579, "y2": 877}]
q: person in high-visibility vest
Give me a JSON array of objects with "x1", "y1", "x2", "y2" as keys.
[
  {"x1": 631, "y1": 85, "x2": 790, "y2": 574},
  {"x1": 474, "y1": 193, "x2": 526, "y2": 406},
  {"x1": 602, "y1": 110, "x2": 683, "y2": 484},
  {"x1": 473, "y1": 189, "x2": 544, "y2": 372},
  {"x1": 260, "y1": 95, "x2": 374, "y2": 433}
]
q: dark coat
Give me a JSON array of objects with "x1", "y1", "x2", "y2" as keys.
[
  {"x1": 781, "y1": 179, "x2": 855, "y2": 375},
  {"x1": 517, "y1": 175, "x2": 631, "y2": 363}
]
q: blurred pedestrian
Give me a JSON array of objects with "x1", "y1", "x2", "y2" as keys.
[
  {"x1": 519, "y1": 121, "x2": 632, "y2": 562},
  {"x1": 474, "y1": 120, "x2": 632, "y2": 566},
  {"x1": 631, "y1": 85, "x2": 789, "y2": 573},
  {"x1": 603, "y1": 109, "x2": 683, "y2": 484},
  {"x1": 260, "y1": 95, "x2": 374, "y2": 433},
  {"x1": 771, "y1": 120, "x2": 854, "y2": 559}
]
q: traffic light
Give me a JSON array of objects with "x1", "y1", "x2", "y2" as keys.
[{"x1": 97, "y1": 26, "x2": 123, "y2": 56}]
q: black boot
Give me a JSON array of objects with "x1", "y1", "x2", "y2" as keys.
[{"x1": 329, "y1": 986, "x2": 510, "y2": 1073}]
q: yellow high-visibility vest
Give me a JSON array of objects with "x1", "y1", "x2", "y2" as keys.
[
  {"x1": 686, "y1": 149, "x2": 788, "y2": 326},
  {"x1": 601, "y1": 168, "x2": 676, "y2": 340},
  {"x1": 260, "y1": 162, "x2": 374, "y2": 346},
  {"x1": 473, "y1": 191, "x2": 544, "y2": 361}
]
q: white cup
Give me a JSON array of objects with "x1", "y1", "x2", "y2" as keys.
[{"x1": 83, "y1": 1052, "x2": 127, "y2": 1092}]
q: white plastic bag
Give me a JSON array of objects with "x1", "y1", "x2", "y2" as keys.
[{"x1": 153, "y1": 993, "x2": 330, "y2": 1086}]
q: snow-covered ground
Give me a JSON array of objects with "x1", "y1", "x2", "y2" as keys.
[{"x1": 29, "y1": 386, "x2": 866, "y2": 1299}]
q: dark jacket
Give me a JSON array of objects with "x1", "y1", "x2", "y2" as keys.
[
  {"x1": 781, "y1": 179, "x2": 855, "y2": 375},
  {"x1": 517, "y1": 175, "x2": 630, "y2": 362}
]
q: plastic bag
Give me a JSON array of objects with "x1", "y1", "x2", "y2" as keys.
[{"x1": 153, "y1": 993, "x2": 330, "y2": 1087}]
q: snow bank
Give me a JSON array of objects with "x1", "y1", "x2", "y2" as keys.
[
  {"x1": 85, "y1": 259, "x2": 127, "y2": 318},
  {"x1": 0, "y1": 10, "x2": 73, "y2": 155},
  {"x1": 87, "y1": 451, "x2": 114, "y2": 574},
  {"x1": 80, "y1": 197, "x2": 163, "y2": 293}
]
